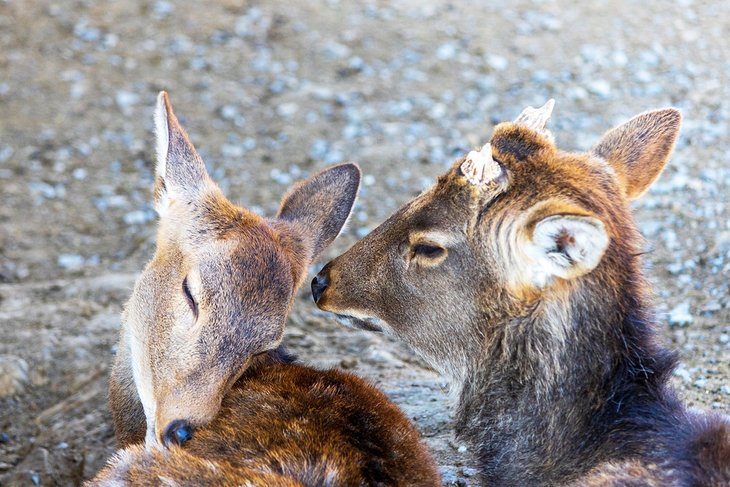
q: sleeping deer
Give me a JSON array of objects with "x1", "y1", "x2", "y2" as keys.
[
  {"x1": 313, "y1": 101, "x2": 730, "y2": 486},
  {"x1": 90, "y1": 92, "x2": 440, "y2": 485}
]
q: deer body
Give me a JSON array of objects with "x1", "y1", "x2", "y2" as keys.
[
  {"x1": 98, "y1": 349, "x2": 439, "y2": 485},
  {"x1": 314, "y1": 102, "x2": 730, "y2": 485},
  {"x1": 91, "y1": 92, "x2": 439, "y2": 486}
]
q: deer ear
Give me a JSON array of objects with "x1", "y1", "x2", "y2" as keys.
[
  {"x1": 277, "y1": 163, "x2": 361, "y2": 260},
  {"x1": 525, "y1": 214, "x2": 609, "y2": 285},
  {"x1": 591, "y1": 108, "x2": 681, "y2": 199},
  {"x1": 153, "y1": 91, "x2": 211, "y2": 214}
]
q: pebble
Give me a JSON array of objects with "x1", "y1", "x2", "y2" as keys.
[
  {"x1": 587, "y1": 79, "x2": 612, "y2": 99},
  {"x1": 0, "y1": 355, "x2": 29, "y2": 398},
  {"x1": 486, "y1": 54, "x2": 508, "y2": 71},
  {"x1": 668, "y1": 302, "x2": 693, "y2": 326},
  {"x1": 58, "y1": 254, "x2": 85, "y2": 270},
  {"x1": 673, "y1": 366, "x2": 692, "y2": 383},
  {"x1": 0, "y1": 145, "x2": 13, "y2": 163},
  {"x1": 123, "y1": 210, "x2": 154, "y2": 225}
]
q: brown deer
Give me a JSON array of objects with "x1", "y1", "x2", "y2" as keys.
[
  {"x1": 313, "y1": 101, "x2": 730, "y2": 486},
  {"x1": 90, "y1": 92, "x2": 440, "y2": 485}
]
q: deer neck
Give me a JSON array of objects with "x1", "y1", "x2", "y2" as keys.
[{"x1": 454, "y1": 259, "x2": 680, "y2": 484}]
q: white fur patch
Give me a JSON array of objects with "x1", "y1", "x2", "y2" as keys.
[
  {"x1": 126, "y1": 322, "x2": 158, "y2": 447},
  {"x1": 526, "y1": 215, "x2": 609, "y2": 283},
  {"x1": 154, "y1": 92, "x2": 169, "y2": 180}
]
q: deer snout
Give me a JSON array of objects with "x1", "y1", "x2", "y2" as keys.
[
  {"x1": 161, "y1": 419, "x2": 194, "y2": 447},
  {"x1": 311, "y1": 265, "x2": 331, "y2": 304}
]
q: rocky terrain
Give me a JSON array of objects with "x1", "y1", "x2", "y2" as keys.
[{"x1": 0, "y1": 0, "x2": 728, "y2": 484}]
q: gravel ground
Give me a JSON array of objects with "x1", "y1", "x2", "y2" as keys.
[{"x1": 0, "y1": 0, "x2": 728, "y2": 485}]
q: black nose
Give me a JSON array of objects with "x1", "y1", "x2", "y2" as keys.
[
  {"x1": 162, "y1": 419, "x2": 194, "y2": 447},
  {"x1": 311, "y1": 271, "x2": 329, "y2": 304}
]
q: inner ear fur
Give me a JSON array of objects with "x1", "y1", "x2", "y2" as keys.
[
  {"x1": 591, "y1": 108, "x2": 681, "y2": 199},
  {"x1": 153, "y1": 91, "x2": 212, "y2": 213},
  {"x1": 524, "y1": 206, "x2": 610, "y2": 283}
]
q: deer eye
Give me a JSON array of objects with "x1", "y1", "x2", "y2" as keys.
[
  {"x1": 412, "y1": 243, "x2": 446, "y2": 259},
  {"x1": 182, "y1": 277, "x2": 198, "y2": 320}
]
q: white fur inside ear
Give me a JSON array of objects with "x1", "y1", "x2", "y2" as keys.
[
  {"x1": 154, "y1": 93, "x2": 169, "y2": 179},
  {"x1": 527, "y1": 215, "x2": 608, "y2": 283}
]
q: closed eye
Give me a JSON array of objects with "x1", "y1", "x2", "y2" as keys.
[
  {"x1": 182, "y1": 277, "x2": 198, "y2": 320},
  {"x1": 412, "y1": 243, "x2": 446, "y2": 259}
]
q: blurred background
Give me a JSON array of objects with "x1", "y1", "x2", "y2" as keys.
[{"x1": 0, "y1": 0, "x2": 728, "y2": 484}]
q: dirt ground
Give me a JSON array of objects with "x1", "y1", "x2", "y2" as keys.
[{"x1": 1, "y1": 0, "x2": 728, "y2": 485}]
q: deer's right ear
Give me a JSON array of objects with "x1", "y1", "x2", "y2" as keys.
[
  {"x1": 153, "y1": 91, "x2": 211, "y2": 214},
  {"x1": 523, "y1": 213, "x2": 609, "y2": 286},
  {"x1": 277, "y1": 163, "x2": 361, "y2": 260}
]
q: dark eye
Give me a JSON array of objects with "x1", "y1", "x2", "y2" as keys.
[
  {"x1": 412, "y1": 243, "x2": 446, "y2": 259},
  {"x1": 182, "y1": 277, "x2": 198, "y2": 320}
]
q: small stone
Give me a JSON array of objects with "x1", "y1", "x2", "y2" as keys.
[
  {"x1": 0, "y1": 432, "x2": 9, "y2": 443},
  {"x1": 0, "y1": 145, "x2": 13, "y2": 163},
  {"x1": 718, "y1": 334, "x2": 729, "y2": 344},
  {"x1": 693, "y1": 377, "x2": 707, "y2": 389},
  {"x1": 123, "y1": 210, "x2": 152, "y2": 225},
  {"x1": 462, "y1": 467, "x2": 479, "y2": 477},
  {"x1": 587, "y1": 79, "x2": 611, "y2": 99},
  {"x1": 436, "y1": 42, "x2": 457, "y2": 60},
  {"x1": 276, "y1": 102, "x2": 299, "y2": 118},
  {"x1": 438, "y1": 467, "x2": 459, "y2": 484},
  {"x1": 220, "y1": 104, "x2": 239, "y2": 120},
  {"x1": 673, "y1": 366, "x2": 691, "y2": 383},
  {"x1": 340, "y1": 358, "x2": 358, "y2": 369},
  {"x1": 152, "y1": 0, "x2": 174, "y2": 18},
  {"x1": 486, "y1": 55, "x2": 508, "y2": 71},
  {"x1": 31, "y1": 473, "x2": 41, "y2": 486},
  {"x1": 115, "y1": 90, "x2": 139, "y2": 114},
  {"x1": 58, "y1": 254, "x2": 85, "y2": 270},
  {"x1": 0, "y1": 355, "x2": 29, "y2": 397},
  {"x1": 668, "y1": 302, "x2": 693, "y2": 326}
]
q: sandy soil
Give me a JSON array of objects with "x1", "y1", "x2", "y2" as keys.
[{"x1": 0, "y1": 0, "x2": 728, "y2": 485}]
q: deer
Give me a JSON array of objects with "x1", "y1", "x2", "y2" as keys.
[
  {"x1": 89, "y1": 92, "x2": 440, "y2": 485},
  {"x1": 312, "y1": 100, "x2": 730, "y2": 486}
]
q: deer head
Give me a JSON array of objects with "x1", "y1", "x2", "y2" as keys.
[
  {"x1": 312, "y1": 100, "x2": 680, "y2": 382},
  {"x1": 117, "y1": 92, "x2": 360, "y2": 447}
]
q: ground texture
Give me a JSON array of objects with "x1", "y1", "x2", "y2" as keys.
[{"x1": 0, "y1": 0, "x2": 728, "y2": 485}]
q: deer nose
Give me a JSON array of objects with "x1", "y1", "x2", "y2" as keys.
[
  {"x1": 162, "y1": 419, "x2": 194, "y2": 447},
  {"x1": 311, "y1": 270, "x2": 330, "y2": 304}
]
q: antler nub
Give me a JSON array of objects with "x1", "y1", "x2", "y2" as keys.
[
  {"x1": 461, "y1": 143, "x2": 501, "y2": 186},
  {"x1": 514, "y1": 99, "x2": 555, "y2": 141}
]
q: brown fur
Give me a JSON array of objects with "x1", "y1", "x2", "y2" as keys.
[
  {"x1": 94, "y1": 352, "x2": 440, "y2": 486},
  {"x1": 315, "y1": 102, "x2": 730, "y2": 485},
  {"x1": 97, "y1": 92, "x2": 439, "y2": 485}
]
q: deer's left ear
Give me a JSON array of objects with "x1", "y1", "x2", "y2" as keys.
[
  {"x1": 591, "y1": 108, "x2": 681, "y2": 199},
  {"x1": 524, "y1": 214, "x2": 609, "y2": 285},
  {"x1": 277, "y1": 163, "x2": 361, "y2": 260}
]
